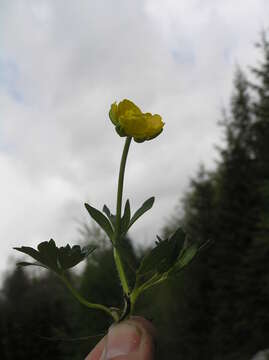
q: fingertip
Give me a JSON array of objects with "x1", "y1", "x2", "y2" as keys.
[
  {"x1": 85, "y1": 317, "x2": 156, "y2": 360},
  {"x1": 85, "y1": 336, "x2": 106, "y2": 360},
  {"x1": 123, "y1": 317, "x2": 156, "y2": 360},
  {"x1": 128, "y1": 316, "x2": 156, "y2": 339}
]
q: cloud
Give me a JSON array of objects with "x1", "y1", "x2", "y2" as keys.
[{"x1": 0, "y1": 0, "x2": 268, "y2": 275}]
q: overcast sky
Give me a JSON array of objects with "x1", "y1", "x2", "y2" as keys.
[{"x1": 0, "y1": 0, "x2": 268, "y2": 276}]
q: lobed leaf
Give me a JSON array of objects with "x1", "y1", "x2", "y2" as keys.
[
  {"x1": 137, "y1": 227, "x2": 186, "y2": 276},
  {"x1": 37, "y1": 239, "x2": 59, "y2": 272},
  {"x1": 14, "y1": 240, "x2": 95, "y2": 274},
  {"x1": 58, "y1": 244, "x2": 95, "y2": 270}
]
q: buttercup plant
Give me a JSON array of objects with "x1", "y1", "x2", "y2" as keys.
[{"x1": 14, "y1": 99, "x2": 204, "y2": 323}]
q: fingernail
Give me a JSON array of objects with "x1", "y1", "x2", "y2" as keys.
[{"x1": 102, "y1": 322, "x2": 142, "y2": 359}]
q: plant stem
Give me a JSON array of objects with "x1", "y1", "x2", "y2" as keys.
[
  {"x1": 113, "y1": 137, "x2": 132, "y2": 296},
  {"x1": 130, "y1": 290, "x2": 140, "y2": 315},
  {"x1": 60, "y1": 274, "x2": 118, "y2": 322},
  {"x1": 129, "y1": 273, "x2": 167, "y2": 314},
  {"x1": 113, "y1": 248, "x2": 129, "y2": 295},
  {"x1": 115, "y1": 137, "x2": 132, "y2": 232}
]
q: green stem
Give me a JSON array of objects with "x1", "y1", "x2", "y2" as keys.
[
  {"x1": 130, "y1": 273, "x2": 167, "y2": 315},
  {"x1": 60, "y1": 274, "x2": 118, "y2": 322},
  {"x1": 113, "y1": 248, "x2": 129, "y2": 295},
  {"x1": 130, "y1": 290, "x2": 140, "y2": 315},
  {"x1": 113, "y1": 137, "x2": 132, "y2": 296},
  {"x1": 115, "y1": 137, "x2": 132, "y2": 233}
]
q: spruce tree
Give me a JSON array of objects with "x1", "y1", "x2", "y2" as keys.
[
  {"x1": 168, "y1": 67, "x2": 257, "y2": 360},
  {"x1": 210, "y1": 68, "x2": 258, "y2": 360},
  {"x1": 236, "y1": 32, "x2": 269, "y2": 357}
]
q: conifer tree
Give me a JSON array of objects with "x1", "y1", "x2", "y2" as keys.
[
  {"x1": 169, "y1": 67, "x2": 257, "y2": 359},
  {"x1": 176, "y1": 34, "x2": 269, "y2": 358},
  {"x1": 210, "y1": 67, "x2": 258, "y2": 359},
  {"x1": 236, "y1": 32, "x2": 269, "y2": 357}
]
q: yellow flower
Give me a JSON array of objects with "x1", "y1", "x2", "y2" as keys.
[{"x1": 109, "y1": 99, "x2": 164, "y2": 142}]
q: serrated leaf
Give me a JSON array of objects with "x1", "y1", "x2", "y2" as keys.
[
  {"x1": 38, "y1": 239, "x2": 59, "y2": 272},
  {"x1": 14, "y1": 240, "x2": 95, "y2": 274},
  {"x1": 59, "y1": 243, "x2": 95, "y2": 271},
  {"x1": 128, "y1": 197, "x2": 154, "y2": 230},
  {"x1": 85, "y1": 203, "x2": 114, "y2": 240},
  {"x1": 58, "y1": 244, "x2": 95, "y2": 270},
  {"x1": 121, "y1": 199, "x2": 131, "y2": 235},
  {"x1": 137, "y1": 227, "x2": 186, "y2": 276},
  {"x1": 82, "y1": 244, "x2": 96, "y2": 257}
]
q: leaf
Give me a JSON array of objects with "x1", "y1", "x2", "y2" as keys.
[
  {"x1": 14, "y1": 240, "x2": 95, "y2": 274},
  {"x1": 178, "y1": 245, "x2": 198, "y2": 267},
  {"x1": 103, "y1": 205, "x2": 116, "y2": 227},
  {"x1": 135, "y1": 233, "x2": 208, "y2": 296},
  {"x1": 103, "y1": 204, "x2": 111, "y2": 219},
  {"x1": 121, "y1": 199, "x2": 131, "y2": 235},
  {"x1": 156, "y1": 230, "x2": 184, "y2": 274},
  {"x1": 13, "y1": 246, "x2": 43, "y2": 263},
  {"x1": 137, "y1": 239, "x2": 170, "y2": 276},
  {"x1": 137, "y1": 227, "x2": 186, "y2": 276},
  {"x1": 85, "y1": 203, "x2": 114, "y2": 240},
  {"x1": 128, "y1": 197, "x2": 154, "y2": 229},
  {"x1": 168, "y1": 244, "x2": 199, "y2": 276},
  {"x1": 58, "y1": 244, "x2": 95, "y2": 270},
  {"x1": 17, "y1": 261, "x2": 48, "y2": 268},
  {"x1": 38, "y1": 239, "x2": 59, "y2": 272}
]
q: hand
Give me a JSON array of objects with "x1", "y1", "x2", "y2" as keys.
[{"x1": 85, "y1": 317, "x2": 156, "y2": 360}]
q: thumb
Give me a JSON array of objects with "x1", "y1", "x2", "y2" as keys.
[{"x1": 85, "y1": 316, "x2": 156, "y2": 360}]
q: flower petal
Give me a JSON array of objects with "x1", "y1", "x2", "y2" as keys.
[
  {"x1": 109, "y1": 102, "x2": 119, "y2": 125},
  {"x1": 118, "y1": 99, "x2": 142, "y2": 117},
  {"x1": 109, "y1": 99, "x2": 164, "y2": 142}
]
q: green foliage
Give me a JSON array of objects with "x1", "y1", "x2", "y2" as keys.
[
  {"x1": 121, "y1": 199, "x2": 131, "y2": 235},
  {"x1": 86, "y1": 197, "x2": 154, "y2": 241},
  {"x1": 14, "y1": 239, "x2": 95, "y2": 274},
  {"x1": 14, "y1": 113, "x2": 198, "y2": 326},
  {"x1": 102, "y1": 204, "x2": 116, "y2": 227},
  {"x1": 85, "y1": 203, "x2": 114, "y2": 240},
  {"x1": 128, "y1": 196, "x2": 155, "y2": 229},
  {"x1": 137, "y1": 228, "x2": 199, "y2": 279},
  {"x1": 137, "y1": 228, "x2": 185, "y2": 276}
]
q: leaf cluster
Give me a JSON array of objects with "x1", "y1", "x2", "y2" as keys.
[
  {"x1": 14, "y1": 239, "x2": 95, "y2": 275},
  {"x1": 85, "y1": 197, "x2": 154, "y2": 243},
  {"x1": 132, "y1": 228, "x2": 202, "y2": 300},
  {"x1": 14, "y1": 198, "x2": 204, "y2": 317}
]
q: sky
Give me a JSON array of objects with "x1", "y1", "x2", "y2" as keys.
[{"x1": 0, "y1": 0, "x2": 268, "y2": 276}]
